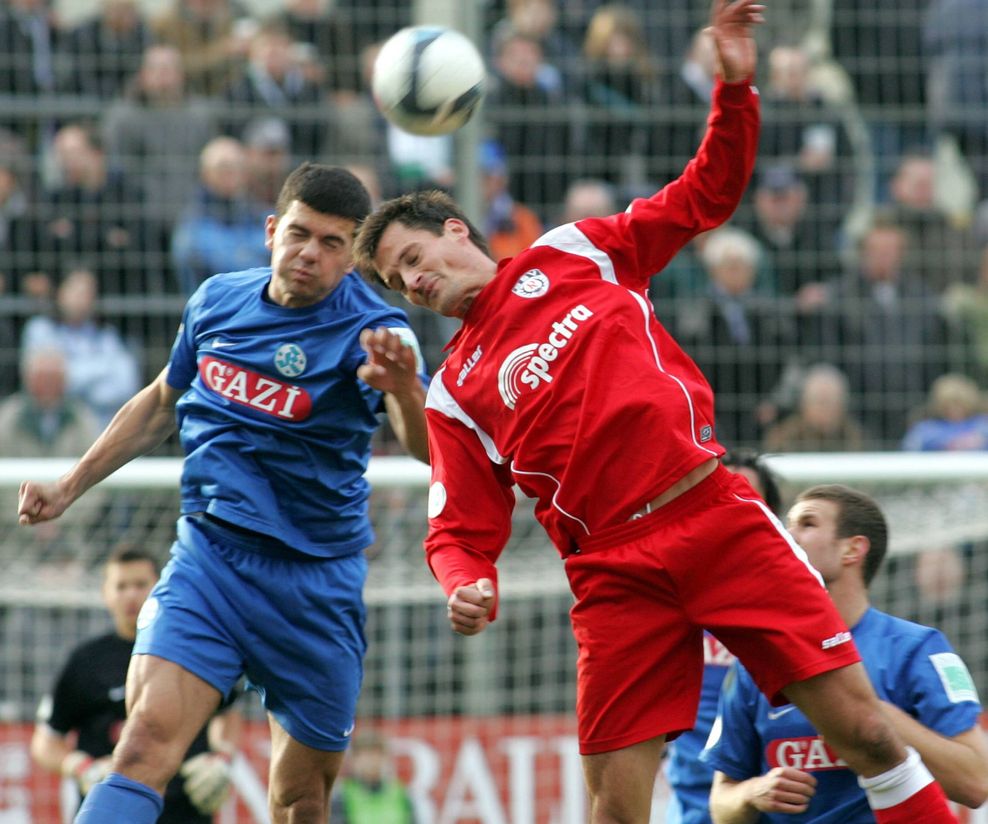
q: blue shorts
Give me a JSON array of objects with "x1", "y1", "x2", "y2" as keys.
[{"x1": 134, "y1": 515, "x2": 368, "y2": 751}]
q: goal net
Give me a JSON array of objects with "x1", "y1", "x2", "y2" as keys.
[{"x1": 1, "y1": 453, "x2": 987, "y2": 823}]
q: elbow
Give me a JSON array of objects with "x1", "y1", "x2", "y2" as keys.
[{"x1": 951, "y1": 775, "x2": 988, "y2": 810}]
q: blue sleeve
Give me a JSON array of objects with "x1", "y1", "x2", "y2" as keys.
[
  {"x1": 700, "y1": 663, "x2": 765, "y2": 781},
  {"x1": 896, "y1": 630, "x2": 982, "y2": 739},
  {"x1": 165, "y1": 288, "x2": 205, "y2": 390}
]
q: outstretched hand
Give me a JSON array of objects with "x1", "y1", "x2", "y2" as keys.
[
  {"x1": 707, "y1": 0, "x2": 765, "y2": 83},
  {"x1": 356, "y1": 327, "x2": 420, "y2": 395}
]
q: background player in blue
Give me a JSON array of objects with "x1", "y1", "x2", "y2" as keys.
[
  {"x1": 702, "y1": 484, "x2": 988, "y2": 822},
  {"x1": 665, "y1": 450, "x2": 781, "y2": 824},
  {"x1": 17, "y1": 162, "x2": 430, "y2": 823}
]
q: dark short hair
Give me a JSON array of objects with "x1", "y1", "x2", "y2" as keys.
[
  {"x1": 721, "y1": 448, "x2": 782, "y2": 515},
  {"x1": 353, "y1": 189, "x2": 490, "y2": 286},
  {"x1": 794, "y1": 484, "x2": 888, "y2": 584},
  {"x1": 105, "y1": 543, "x2": 161, "y2": 576},
  {"x1": 275, "y1": 162, "x2": 371, "y2": 224}
]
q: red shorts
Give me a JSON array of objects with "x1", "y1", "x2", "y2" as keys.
[{"x1": 565, "y1": 464, "x2": 860, "y2": 755}]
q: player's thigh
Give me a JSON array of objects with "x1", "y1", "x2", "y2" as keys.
[
  {"x1": 582, "y1": 735, "x2": 666, "y2": 820},
  {"x1": 267, "y1": 712, "x2": 345, "y2": 810},
  {"x1": 117, "y1": 654, "x2": 221, "y2": 781},
  {"x1": 783, "y1": 662, "x2": 905, "y2": 775}
]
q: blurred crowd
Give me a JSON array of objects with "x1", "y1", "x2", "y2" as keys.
[{"x1": 1, "y1": 0, "x2": 987, "y2": 466}]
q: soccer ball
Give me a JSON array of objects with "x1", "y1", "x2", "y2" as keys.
[{"x1": 372, "y1": 25, "x2": 486, "y2": 136}]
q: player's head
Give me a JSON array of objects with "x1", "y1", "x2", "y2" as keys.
[
  {"x1": 787, "y1": 484, "x2": 888, "y2": 586},
  {"x1": 102, "y1": 545, "x2": 161, "y2": 640},
  {"x1": 353, "y1": 189, "x2": 496, "y2": 318},
  {"x1": 274, "y1": 161, "x2": 371, "y2": 224},
  {"x1": 266, "y1": 163, "x2": 372, "y2": 308},
  {"x1": 721, "y1": 448, "x2": 781, "y2": 514}
]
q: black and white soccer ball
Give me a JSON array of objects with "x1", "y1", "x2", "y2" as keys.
[{"x1": 371, "y1": 25, "x2": 486, "y2": 136}]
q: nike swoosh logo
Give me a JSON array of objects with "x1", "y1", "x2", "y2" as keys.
[
  {"x1": 767, "y1": 706, "x2": 797, "y2": 721},
  {"x1": 343, "y1": 723, "x2": 355, "y2": 737},
  {"x1": 108, "y1": 685, "x2": 126, "y2": 702},
  {"x1": 212, "y1": 340, "x2": 236, "y2": 348}
]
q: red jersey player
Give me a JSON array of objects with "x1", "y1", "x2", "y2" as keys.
[{"x1": 354, "y1": 2, "x2": 958, "y2": 822}]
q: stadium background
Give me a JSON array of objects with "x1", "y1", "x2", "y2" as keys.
[{"x1": 2, "y1": 0, "x2": 988, "y2": 820}]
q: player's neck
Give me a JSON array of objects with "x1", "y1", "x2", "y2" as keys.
[{"x1": 829, "y1": 581, "x2": 870, "y2": 629}]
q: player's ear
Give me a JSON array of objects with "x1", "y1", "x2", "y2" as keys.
[
  {"x1": 444, "y1": 218, "x2": 468, "y2": 238},
  {"x1": 264, "y1": 214, "x2": 278, "y2": 250},
  {"x1": 843, "y1": 534, "x2": 869, "y2": 570}
]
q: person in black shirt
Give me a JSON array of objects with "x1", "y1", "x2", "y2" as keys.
[{"x1": 31, "y1": 545, "x2": 241, "y2": 821}]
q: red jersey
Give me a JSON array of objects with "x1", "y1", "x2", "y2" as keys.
[{"x1": 425, "y1": 79, "x2": 760, "y2": 600}]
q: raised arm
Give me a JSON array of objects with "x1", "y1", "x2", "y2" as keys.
[
  {"x1": 18, "y1": 368, "x2": 181, "y2": 525},
  {"x1": 357, "y1": 327, "x2": 429, "y2": 463}
]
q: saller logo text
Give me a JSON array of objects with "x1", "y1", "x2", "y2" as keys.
[{"x1": 498, "y1": 305, "x2": 593, "y2": 409}]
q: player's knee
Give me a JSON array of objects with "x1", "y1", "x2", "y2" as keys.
[
  {"x1": 269, "y1": 789, "x2": 327, "y2": 823},
  {"x1": 113, "y1": 710, "x2": 187, "y2": 784}
]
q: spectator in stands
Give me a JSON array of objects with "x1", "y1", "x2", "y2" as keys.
[
  {"x1": 558, "y1": 178, "x2": 616, "y2": 224},
  {"x1": 943, "y1": 244, "x2": 988, "y2": 387},
  {"x1": 59, "y1": 0, "x2": 152, "y2": 99},
  {"x1": 275, "y1": 0, "x2": 360, "y2": 93},
  {"x1": 0, "y1": 0, "x2": 58, "y2": 97},
  {"x1": 672, "y1": 226, "x2": 797, "y2": 446},
  {"x1": 242, "y1": 116, "x2": 292, "y2": 211},
  {"x1": 758, "y1": 44, "x2": 853, "y2": 243},
  {"x1": 102, "y1": 44, "x2": 218, "y2": 234},
  {"x1": 330, "y1": 730, "x2": 418, "y2": 824},
  {"x1": 802, "y1": 214, "x2": 949, "y2": 442},
  {"x1": 480, "y1": 139, "x2": 542, "y2": 261},
  {"x1": 831, "y1": 0, "x2": 929, "y2": 199},
  {"x1": 887, "y1": 150, "x2": 977, "y2": 293},
  {"x1": 33, "y1": 122, "x2": 150, "y2": 296},
  {"x1": 486, "y1": 27, "x2": 571, "y2": 217},
  {"x1": 21, "y1": 265, "x2": 141, "y2": 428},
  {"x1": 581, "y1": 4, "x2": 662, "y2": 188},
  {"x1": 902, "y1": 373, "x2": 988, "y2": 452},
  {"x1": 924, "y1": 0, "x2": 988, "y2": 200},
  {"x1": 0, "y1": 349, "x2": 104, "y2": 575},
  {"x1": 488, "y1": 0, "x2": 581, "y2": 99},
  {"x1": 0, "y1": 130, "x2": 41, "y2": 301},
  {"x1": 221, "y1": 21, "x2": 327, "y2": 161},
  {"x1": 741, "y1": 162, "x2": 841, "y2": 298},
  {"x1": 151, "y1": 0, "x2": 252, "y2": 96},
  {"x1": 0, "y1": 0, "x2": 59, "y2": 146},
  {"x1": 660, "y1": 27, "x2": 719, "y2": 166},
  {"x1": 763, "y1": 363, "x2": 868, "y2": 452},
  {"x1": 171, "y1": 136, "x2": 269, "y2": 295}
]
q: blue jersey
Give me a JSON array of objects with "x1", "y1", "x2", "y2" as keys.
[
  {"x1": 665, "y1": 633, "x2": 736, "y2": 824},
  {"x1": 166, "y1": 267, "x2": 425, "y2": 557},
  {"x1": 701, "y1": 607, "x2": 981, "y2": 823}
]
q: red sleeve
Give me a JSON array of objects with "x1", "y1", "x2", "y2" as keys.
[
  {"x1": 424, "y1": 406, "x2": 515, "y2": 620},
  {"x1": 576, "y1": 79, "x2": 760, "y2": 292}
]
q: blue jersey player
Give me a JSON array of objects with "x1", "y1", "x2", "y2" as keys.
[
  {"x1": 665, "y1": 450, "x2": 781, "y2": 824},
  {"x1": 702, "y1": 484, "x2": 988, "y2": 822},
  {"x1": 18, "y1": 163, "x2": 430, "y2": 823}
]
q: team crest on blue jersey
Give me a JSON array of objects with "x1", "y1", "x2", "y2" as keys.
[
  {"x1": 274, "y1": 343, "x2": 307, "y2": 377},
  {"x1": 512, "y1": 269, "x2": 550, "y2": 299}
]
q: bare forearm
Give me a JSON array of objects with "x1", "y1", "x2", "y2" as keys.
[
  {"x1": 62, "y1": 373, "x2": 177, "y2": 503},
  {"x1": 883, "y1": 704, "x2": 988, "y2": 807},
  {"x1": 385, "y1": 383, "x2": 429, "y2": 464},
  {"x1": 709, "y1": 779, "x2": 762, "y2": 824},
  {"x1": 30, "y1": 727, "x2": 73, "y2": 774}
]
